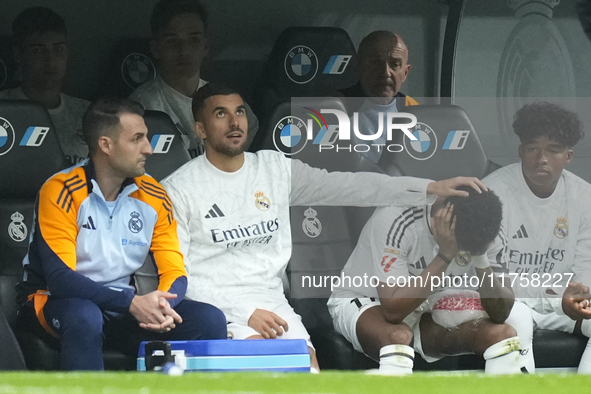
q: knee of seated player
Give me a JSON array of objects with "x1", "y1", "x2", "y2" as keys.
[
  {"x1": 386, "y1": 324, "x2": 413, "y2": 346},
  {"x1": 477, "y1": 321, "x2": 518, "y2": 351},
  {"x1": 60, "y1": 300, "x2": 103, "y2": 338},
  {"x1": 194, "y1": 303, "x2": 227, "y2": 340},
  {"x1": 356, "y1": 307, "x2": 413, "y2": 360}
]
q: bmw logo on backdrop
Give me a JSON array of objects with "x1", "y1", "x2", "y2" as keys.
[{"x1": 403, "y1": 122, "x2": 438, "y2": 161}]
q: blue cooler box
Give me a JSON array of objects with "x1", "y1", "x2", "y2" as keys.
[{"x1": 137, "y1": 339, "x2": 310, "y2": 372}]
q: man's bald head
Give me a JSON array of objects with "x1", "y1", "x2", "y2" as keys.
[{"x1": 357, "y1": 31, "x2": 411, "y2": 101}]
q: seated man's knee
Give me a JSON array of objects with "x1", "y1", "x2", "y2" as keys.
[
  {"x1": 204, "y1": 304, "x2": 227, "y2": 339},
  {"x1": 60, "y1": 300, "x2": 103, "y2": 338},
  {"x1": 482, "y1": 321, "x2": 518, "y2": 347},
  {"x1": 183, "y1": 301, "x2": 227, "y2": 339},
  {"x1": 387, "y1": 324, "x2": 413, "y2": 346}
]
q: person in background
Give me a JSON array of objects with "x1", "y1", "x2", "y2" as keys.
[
  {"x1": 0, "y1": 7, "x2": 90, "y2": 165},
  {"x1": 129, "y1": 0, "x2": 258, "y2": 158}
]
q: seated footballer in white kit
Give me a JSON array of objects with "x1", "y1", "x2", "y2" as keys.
[
  {"x1": 329, "y1": 187, "x2": 535, "y2": 374},
  {"x1": 160, "y1": 83, "x2": 486, "y2": 372},
  {"x1": 483, "y1": 102, "x2": 591, "y2": 373}
]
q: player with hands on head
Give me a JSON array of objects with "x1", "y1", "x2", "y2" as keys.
[{"x1": 329, "y1": 186, "x2": 534, "y2": 375}]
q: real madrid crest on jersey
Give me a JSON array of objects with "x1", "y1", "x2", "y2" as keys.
[
  {"x1": 0, "y1": 117, "x2": 16, "y2": 156},
  {"x1": 121, "y1": 53, "x2": 156, "y2": 89},
  {"x1": 302, "y1": 207, "x2": 322, "y2": 238},
  {"x1": 456, "y1": 251, "x2": 471, "y2": 266},
  {"x1": 284, "y1": 45, "x2": 318, "y2": 84},
  {"x1": 254, "y1": 191, "x2": 271, "y2": 211},
  {"x1": 128, "y1": 211, "x2": 143, "y2": 233},
  {"x1": 8, "y1": 211, "x2": 27, "y2": 242},
  {"x1": 403, "y1": 122, "x2": 438, "y2": 161},
  {"x1": 554, "y1": 217, "x2": 568, "y2": 239}
]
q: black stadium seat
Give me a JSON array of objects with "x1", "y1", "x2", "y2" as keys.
[
  {"x1": 252, "y1": 27, "x2": 357, "y2": 119},
  {"x1": 143, "y1": 110, "x2": 192, "y2": 182},
  {"x1": 534, "y1": 330, "x2": 588, "y2": 368},
  {"x1": 378, "y1": 104, "x2": 494, "y2": 180},
  {"x1": 98, "y1": 38, "x2": 157, "y2": 98},
  {"x1": 0, "y1": 36, "x2": 18, "y2": 91},
  {"x1": 133, "y1": 111, "x2": 193, "y2": 296},
  {"x1": 0, "y1": 100, "x2": 69, "y2": 366}
]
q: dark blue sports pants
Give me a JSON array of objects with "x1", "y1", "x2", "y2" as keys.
[{"x1": 39, "y1": 298, "x2": 226, "y2": 370}]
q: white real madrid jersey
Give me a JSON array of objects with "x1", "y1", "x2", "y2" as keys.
[
  {"x1": 331, "y1": 205, "x2": 505, "y2": 299},
  {"x1": 483, "y1": 163, "x2": 591, "y2": 313},
  {"x1": 162, "y1": 150, "x2": 434, "y2": 324}
]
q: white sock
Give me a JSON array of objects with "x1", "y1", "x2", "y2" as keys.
[
  {"x1": 581, "y1": 320, "x2": 591, "y2": 338},
  {"x1": 505, "y1": 302, "x2": 535, "y2": 373},
  {"x1": 483, "y1": 337, "x2": 522, "y2": 375},
  {"x1": 310, "y1": 367, "x2": 320, "y2": 374},
  {"x1": 578, "y1": 338, "x2": 591, "y2": 373},
  {"x1": 577, "y1": 321, "x2": 591, "y2": 373},
  {"x1": 377, "y1": 344, "x2": 414, "y2": 375}
]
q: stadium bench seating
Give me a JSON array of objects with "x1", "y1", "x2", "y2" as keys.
[
  {"x1": 98, "y1": 38, "x2": 157, "y2": 98},
  {"x1": 134, "y1": 110, "x2": 192, "y2": 295},
  {"x1": 0, "y1": 100, "x2": 69, "y2": 324},
  {"x1": 251, "y1": 27, "x2": 357, "y2": 121},
  {"x1": 378, "y1": 104, "x2": 499, "y2": 180},
  {"x1": 143, "y1": 110, "x2": 192, "y2": 182},
  {"x1": 0, "y1": 100, "x2": 70, "y2": 369}
]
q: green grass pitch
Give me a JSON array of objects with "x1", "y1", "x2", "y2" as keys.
[{"x1": 1, "y1": 372, "x2": 591, "y2": 394}]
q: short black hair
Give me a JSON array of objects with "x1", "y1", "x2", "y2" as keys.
[
  {"x1": 12, "y1": 7, "x2": 67, "y2": 47},
  {"x1": 150, "y1": 0, "x2": 208, "y2": 36},
  {"x1": 444, "y1": 186, "x2": 502, "y2": 255},
  {"x1": 513, "y1": 102, "x2": 584, "y2": 148},
  {"x1": 191, "y1": 83, "x2": 243, "y2": 121},
  {"x1": 82, "y1": 97, "x2": 145, "y2": 156}
]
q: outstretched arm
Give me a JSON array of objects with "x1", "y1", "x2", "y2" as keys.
[{"x1": 290, "y1": 158, "x2": 486, "y2": 208}]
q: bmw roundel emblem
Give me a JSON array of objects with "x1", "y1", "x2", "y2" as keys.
[
  {"x1": 284, "y1": 45, "x2": 318, "y2": 85},
  {"x1": 403, "y1": 122, "x2": 438, "y2": 161},
  {"x1": 121, "y1": 53, "x2": 156, "y2": 89},
  {"x1": 273, "y1": 116, "x2": 308, "y2": 156},
  {"x1": 0, "y1": 117, "x2": 16, "y2": 156}
]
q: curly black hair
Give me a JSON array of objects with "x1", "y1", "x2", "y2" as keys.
[
  {"x1": 513, "y1": 102, "x2": 584, "y2": 148},
  {"x1": 444, "y1": 186, "x2": 502, "y2": 255}
]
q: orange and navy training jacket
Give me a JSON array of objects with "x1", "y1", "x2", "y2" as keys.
[
  {"x1": 16, "y1": 160, "x2": 187, "y2": 313},
  {"x1": 338, "y1": 83, "x2": 419, "y2": 111}
]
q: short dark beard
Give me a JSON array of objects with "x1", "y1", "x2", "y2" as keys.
[{"x1": 209, "y1": 138, "x2": 246, "y2": 157}]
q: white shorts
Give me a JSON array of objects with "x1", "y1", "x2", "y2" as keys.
[
  {"x1": 327, "y1": 295, "x2": 440, "y2": 363},
  {"x1": 226, "y1": 300, "x2": 314, "y2": 349}
]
